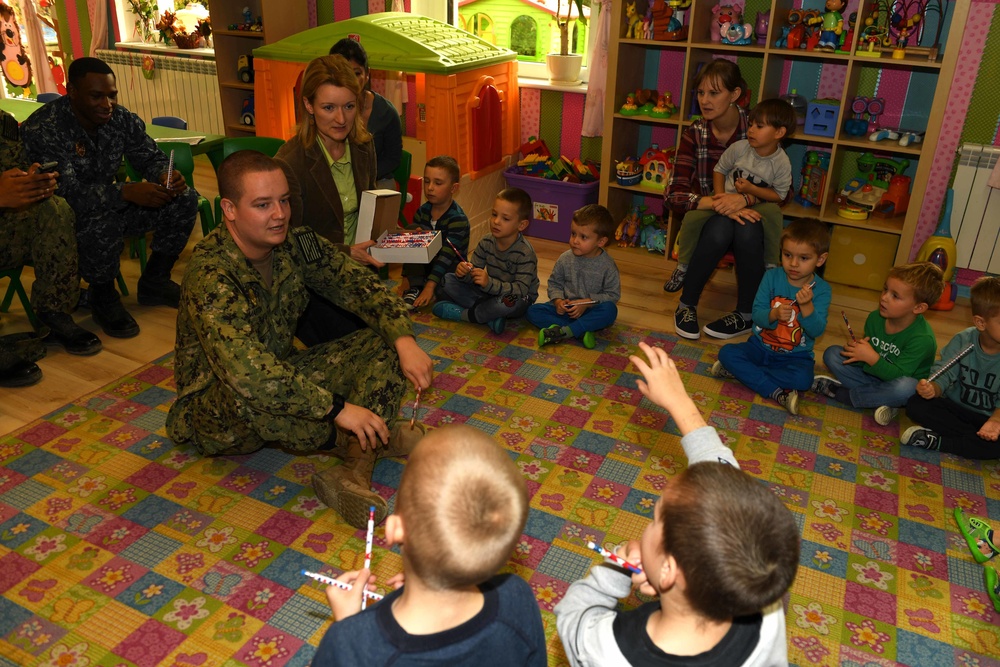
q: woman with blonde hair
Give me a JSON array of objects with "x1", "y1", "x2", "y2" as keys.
[{"x1": 276, "y1": 55, "x2": 384, "y2": 344}]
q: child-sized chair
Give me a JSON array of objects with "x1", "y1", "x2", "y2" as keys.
[
  {"x1": 152, "y1": 116, "x2": 188, "y2": 130},
  {"x1": 127, "y1": 142, "x2": 215, "y2": 237},
  {"x1": 0, "y1": 265, "x2": 39, "y2": 328}
]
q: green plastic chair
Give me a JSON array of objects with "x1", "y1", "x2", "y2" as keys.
[
  {"x1": 0, "y1": 265, "x2": 39, "y2": 328},
  {"x1": 393, "y1": 149, "x2": 413, "y2": 226},
  {"x1": 209, "y1": 136, "x2": 286, "y2": 231}
]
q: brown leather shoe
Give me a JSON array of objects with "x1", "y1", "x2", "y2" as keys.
[{"x1": 379, "y1": 421, "x2": 428, "y2": 459}]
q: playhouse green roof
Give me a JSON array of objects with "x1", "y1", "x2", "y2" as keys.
[{"x1": 253, "y1": 12, "x2": 516, "y2": 74}]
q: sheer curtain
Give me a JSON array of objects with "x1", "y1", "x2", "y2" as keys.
[
  {"x1": 23, "y1": 0, "x2": 57, "y2": 92},
  {"x1": 87, "y1": 0, "x2": 109, "y2": 58},
  {"x1": 581, "y1": 0, "x2": 611, "y2": 137}
]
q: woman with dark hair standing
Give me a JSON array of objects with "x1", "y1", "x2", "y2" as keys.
[
  {"x1": 664, "y1": 60, "x2": 782, "y2": 341},
  {"x1": 330, "y1": 37, "x2": 403, "y2": 190}
]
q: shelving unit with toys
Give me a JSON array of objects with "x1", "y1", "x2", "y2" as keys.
[
  {"x1": 208, "y1": 0, "x2": 306, "y2": 136},
  {"x1": 599, "y1": 0, "x2": 968, "y2": 289}
]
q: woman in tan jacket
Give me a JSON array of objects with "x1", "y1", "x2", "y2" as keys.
[{"x1": 276, "y1": 55, "x2": 384, "y2": 343}]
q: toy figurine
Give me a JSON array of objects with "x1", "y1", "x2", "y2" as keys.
[
  {"x1": 721, "y1": 20, "x2": 753, "y2": 45},
  {"x1": 242, "y1": 6, "x2": 252, "y2": 24},
  {"x1": 625, "y1": 0, "x2": 648, "y2": 39},
  {"x1": 646, "y1": 0, "x2": 686, "y2": 41},
  {"x1": 755, "y1": 10, "x2": 770, "y2": 44},
  {"x1": 816, "y1": 0, "x2": 846, "y2": 52},
  {"x1": 619, "y1": 92, "x2": 640, "y2": 115},
  {"x1": 634, "y1": 88, "x2": 657, "y2": 114},
  {"x1": 837, "y1": 11, "x2": 857, "y2": 53},
  {"x1": 615, "y1": 157, "x2": 642, "y2": 186},
  {"x1": 616, "y1": 205, "x2": 644, "y2": 247},
  {"x1": 710, "y1": 2, "x2": 742, "y2": 42},
  {"x1": 640, "y1": 214, "x2": 666, "y2": 254},
  {"x1": 649, "y1": 91, "x2": 676, "y2": 118}
]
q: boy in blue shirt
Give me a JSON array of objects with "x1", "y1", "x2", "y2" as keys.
[
  {"x1": 401, "y1": 155, "x2": 470, "y2": 310},
  {"x1": 526, "y1": 204, "x2": 620, "y2": 350},
  {"x1": 313, "y1": 425, "x2": 546, "y2": 666},
  {"x1": 712, "y1": 218, "x2": 831, "y2": 414}
]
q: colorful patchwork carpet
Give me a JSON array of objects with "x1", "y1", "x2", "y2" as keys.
[{"x1": 2, "y1": 314, "x2": 1000, "y2": 667}]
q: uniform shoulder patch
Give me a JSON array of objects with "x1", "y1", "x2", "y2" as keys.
[{"x1": 292, "y1": 227, "x2": 323, "y2": 264}]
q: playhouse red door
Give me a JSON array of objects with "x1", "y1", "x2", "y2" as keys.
[{"x1": 471, "y1": 83, "x2": 501, "y2": 172}]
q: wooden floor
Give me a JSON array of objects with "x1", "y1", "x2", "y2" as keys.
[{"x1": 0, "y1": 156, "x2": 972, "y2": 434}]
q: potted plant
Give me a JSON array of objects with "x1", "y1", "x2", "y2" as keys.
[
  {"x1": 546, "y1": 0, "x2": 587, "y2": 84},
  {"x1": 126, "y1": 0, "x2": 158, "y2": 43}
]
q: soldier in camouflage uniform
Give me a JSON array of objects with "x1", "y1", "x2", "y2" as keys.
[
  {"x1": 167, "y1": 151, "x2": 434, "y2": 529},
  {"x1": 20, "y1": 57, "x2": 197, "y2": 340},
  {"x1": 1, "y1": 108, "x2": 102, "y2": 386}
]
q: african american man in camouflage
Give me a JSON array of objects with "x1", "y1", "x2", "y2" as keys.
[
  {"x1": 167, "y1": 151, "x2": 434, "y2": 529},
  {"x1": 20, "y1": 57, "x2": 197, "y2": 339},
  {"x1": 1, "y1": 108, "x2": 102, "y2": 387}
]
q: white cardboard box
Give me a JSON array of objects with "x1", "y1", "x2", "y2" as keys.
[
  {"x1": 369, "y1": 231, "x2": 442, "y2": 264},
  {"x1": 356, "y1": 189, "x2": 403, "y2": 242}
]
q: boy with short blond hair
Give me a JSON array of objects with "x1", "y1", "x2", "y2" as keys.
[
  {"x1": 814, "y1": 262, "x2": 943, "y2": 425},
  {"x1": 556, "y1": 342, "x2": 798, "y2": 667},
  {"x1": 712, "y1": 218, "x2": 831, "y2": 414},
  {"x1": 433, "y1": 187, "x2": 539, "y2": 334},
  {"x1": 526, "y1": 204, "x2": 621, "y2": 350},
  {"x1": 313, "y1": 425, "x2": 546, "y2": 666},
  {"x1": 903, "y1": 276, "x2": 1000, "y2": 459},
  {"x1": 402, "y1": 155, "x2": 470, "y2": 309}
]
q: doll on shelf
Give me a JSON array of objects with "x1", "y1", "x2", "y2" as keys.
[
  {"x1": 619, "y1": 92, "x2": 640, "y2": 115},
  {"x1": 817, "y1": 0, "x2": 846, "y2": 52}
]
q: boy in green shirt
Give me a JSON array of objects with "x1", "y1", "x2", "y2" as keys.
[{"x1": 813, "y1": 262, "x2": 944, "y2": 425}]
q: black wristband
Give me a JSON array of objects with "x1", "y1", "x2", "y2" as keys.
[{"x1": 328, "y1": 394, "x2": 345, "y2": 422}]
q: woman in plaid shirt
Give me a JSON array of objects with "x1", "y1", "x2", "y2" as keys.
[{"x1": 664, "y1": 60, "x2": 777, "y2": 341}]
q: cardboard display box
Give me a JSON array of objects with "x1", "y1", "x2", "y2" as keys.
[
  {"x1": 356, "y1": 189, "x2": 403, "y2": 242},
  {"x1": 369, "y1": 231, "x2": 442, "y2": 264}
]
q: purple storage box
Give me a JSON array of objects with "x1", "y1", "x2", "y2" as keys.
[{"x1": 504, "y1": 168, "x2": 599, "y2": 242}]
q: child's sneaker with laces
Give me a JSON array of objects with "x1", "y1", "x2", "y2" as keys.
[
  {"x1": 538, "y1": 325, "x2": 569, "y2": 347},
  {"x1": 663, "y1": 267, "x2": 686, "y2": 292},
  {"x1": 874, "y1": 406, "x2": 898, "y2": 426},
  {"x1": 710, "y1": 360, "x2": 734, "y2": 379},
  {"x1": 811, "y1": 375, "x2": 840, "y2": 398},
  {"x1": 402, "y1": 288, "x2": 420, "y2": 308},
  {"x1": 432, "y1": 302, "x2": 463, "y2": 322},
  {"x1": 774, "y1": 389, "x2": 799, "y2": 415},
  {"x1": 901, "y1": 426, "x2": 941, "y2": 450}
]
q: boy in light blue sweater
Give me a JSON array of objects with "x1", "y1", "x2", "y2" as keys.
[{"x1": 712, "y1": 218, "x2": 831, "y2": 415}]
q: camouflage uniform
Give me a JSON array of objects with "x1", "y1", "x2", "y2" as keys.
[
  {"x1": 19, "y1": 98, "x2": 196, "y2": 284},
  {"x1": 167, "y1": 224, "x2": 413, "y2": 457},
  {"x1": 0, "y1": 109, "x2": 79, "y2": 314}
]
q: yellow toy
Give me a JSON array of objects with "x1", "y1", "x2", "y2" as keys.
[{"x1": 916, "y1": 189, "x2": 957, "y2": 282}]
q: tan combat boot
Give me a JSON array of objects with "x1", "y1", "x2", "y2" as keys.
[
  {"x1": 379, "y1": 421, "x2": 428, "y2": 459},
  {"x1": 312, "y1": 436, "x2": 387, "y2": 529}
]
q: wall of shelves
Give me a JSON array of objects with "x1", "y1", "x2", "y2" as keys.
[
  {"x1": 208, "y1": 0, "x2": 307, "y2": 136},
  {"x1": 599, "y1": 0, "x2": 969, "y2": 287}
]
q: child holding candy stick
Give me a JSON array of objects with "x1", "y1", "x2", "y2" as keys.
[
  {"x1": 903, "y1": 276, "x2": 1000, "y2": 459},
  {"x1": 555, "y1": 342, "x2": 799, "y2": 667},
  {"x1": 312, "y1": 425, "x2": 546, "y2": 666}
]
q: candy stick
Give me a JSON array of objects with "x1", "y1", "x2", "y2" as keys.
[
  {"x1": 409, "y1": 387, "x2": 422, "y2": 431},
  {"x1": 445, "y1": 237, "x2": 468, "y2": 265},
  {"x1": 927, "y1": 344, "x2": 975, "y2": 383},
  {"x1": 361, "y1": 506, "x2": 375, "y2": 610},
  {"x1": 841, "y1": 311, "x2": 857, "y2": 343},
  {"x1": 164, "y1": 149, "x2": 175, "y2": 189},
  {"x1": 586, "y1": 541, "x2": 643, "y2": 574},
  {"x1": 301, "y1": 570, "x2": 384, "y2": 601},
  {"x1": 790, "y1": 281, "x2": 816, "y2": 306}
]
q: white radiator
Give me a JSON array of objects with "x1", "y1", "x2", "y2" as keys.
[
  {"x1": 952, "y1": 143, "x2": 1000, "y2": 273},
  {"x1": 95, "y1": 49, "x2": 224, "y2": 136}
]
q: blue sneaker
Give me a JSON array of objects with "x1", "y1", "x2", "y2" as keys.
[
  {"x1": 488, "y1": 317, "x2": 507, "y2": 334},
  {"x1": 432, "y1": 301, "x2": 463, "y2": 322}
]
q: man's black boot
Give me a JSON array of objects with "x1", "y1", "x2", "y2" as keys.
[
  {"x1": 37, "y1": 311, "x2": 103, "y2": 356},
  {"x1": 137, "y1": 253, "x2": 181, "y2": 308},
  {"x1": 89, "y1": 282, "x2": 140, "y2": 338}
]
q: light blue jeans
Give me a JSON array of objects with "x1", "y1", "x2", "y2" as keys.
[{"x1": 822, "y1": 345, "x2": 919, "y2": 408}]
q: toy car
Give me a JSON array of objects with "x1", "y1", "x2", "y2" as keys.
[
  {"x1": 237, "y1": 55, "x2": 253, "y2": 84},
  {"x1": 241, "y1": 97, "x2": 255, "y2": 126}
]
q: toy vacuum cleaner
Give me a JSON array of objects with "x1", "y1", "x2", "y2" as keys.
[{"x1": 916, "y1": 188, "x2": 957, "y2": 311}]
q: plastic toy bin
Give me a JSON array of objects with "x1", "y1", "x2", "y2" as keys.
[{"x1": 504, "y1": 168, "x2": 599, "y2": 242}]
